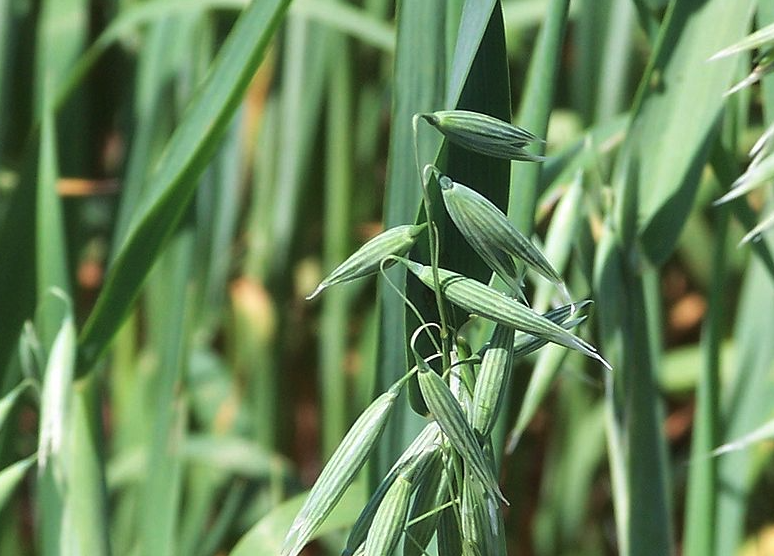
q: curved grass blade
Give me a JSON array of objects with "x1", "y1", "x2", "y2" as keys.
[
  {"x1": 532, "y1": 171, "x2": 584, "y2": 312},
  {"x1": 402, "y1": 260, "x2": 609, "y2": 369},
  {"x1": 77, "y1": 0, "x2": 292, "y2": 372},
  {"x1": 0, "y1": 380, "x2": 35, "y2": 433},
  {"x1": 35, "y1": 106, "x2": 70, "y2": 347},
  {"x1": 508, "y1": 0, "x2": 571, "y2": 234},
  {"x1": 36, "y1": 303, "x2": 77, "y2": 556}
]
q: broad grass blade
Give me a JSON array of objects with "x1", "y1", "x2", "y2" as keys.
[
  {"x1": 372, "y1": 0, "x2": 447, "y2": 483},
  {"x1": 65, "y1": 378, "x2": 111, "y2": 555},
  {"x1": 594, "y1": 227, "x2": 673, "y2": 556},
  {"x1": 319, "y1": 33, "x2": 354, "y2": 458},
  {"x1": 682, "y1": 205, "x2": 729, "y2": 556},
  {"x1": 508, "y1": 0, "x2": 571, "y2": 234},
  {"x1": 714, "y1": 231, "x2": 774, "y2": 555},
  {"x1": 628, "y1": 0, "x2": 756, "y2": 265},
  {"x1": 532, "y1": 386, "x2": 606, "y2": 555},
  {"x1": 404, "y1": 2, "x2": 513, "y2": 419},
  {"x1": 35, "y1": 107, "x2": 69, "y2": 346},
  {"x1": 0, "y1": 381, "x2": 34, "y2": 432}
]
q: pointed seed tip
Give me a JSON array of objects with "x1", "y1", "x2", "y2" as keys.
[
  {"x1": 306, "y1": 285, "x2": 324, "y2": 300},
  {"x1": 598, "y1": 355, "x2": 613, "y2": 371}
]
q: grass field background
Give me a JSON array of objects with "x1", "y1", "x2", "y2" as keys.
[{"x1": 1, "y1": 0, "x2": 773, "y2": 554}]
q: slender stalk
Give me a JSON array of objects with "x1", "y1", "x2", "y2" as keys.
[{"x1": 412, "y1": 114, "x2": 452, "y2": 370}]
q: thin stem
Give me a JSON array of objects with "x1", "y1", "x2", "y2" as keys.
[
  {"x1": 412, "y1": 115, "x2": 452, "y2": 371},
  {"x1": 404, "y1": 498, "x2": 460, "y2": 527},
  {"x1": 381, "y1": 257, "x2": 441, "y2": 354},
  {"x1": 409, "y1": 322, "x2": 443, "y2": 361}
]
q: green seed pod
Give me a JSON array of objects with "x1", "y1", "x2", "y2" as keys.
[
  {"x1": 461, "y1": 472, "x2": 505, "y2": 556},
  {"x1": 401, "y1": 260, "x2": 610, "y2": 370},
  {"x1": 401, "y1": 259, "x2": 611, "y2": 369},
  {"x1": 307, "y1": 223, "x2": 427, "y2": 300},
  {"x1": 364, "y1": 451, "x2": 433, "y2": 556},
  {"x1": 281, "y1": 377, "x2": 408, "y2": 556},
  {"x1": 344, "y1": 422, "x2": 441, "y2": 554},
  {"x1": 439, "y1": 175, "x2": 572, "y2": 307},
  {"x1": 460, "y1": 476, "x2": 484, "y2": 556},
  {"x1": 470, "y1": 324, "x2": 515, "y2": 438},
  {"x1": 364, "y1": 475, "x2": 411, "y2": 555},
  {"x1": 412, "y1": 350, "x2": 506, "y2": 503},
  {"x1": 403, "y1": 453, "x2": 446, "y2": 556},
  {"x1": 421, "y1": 110, "x2": 544, "y2": 162}
]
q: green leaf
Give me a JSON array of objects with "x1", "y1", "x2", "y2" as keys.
[
  {"x1": 372, "y1": 0, "x2": 447, "y2": 483},
  {"x1": 509, "y1": 0, "x2": 571, "y2": 234},
  {"x1": 714, "y1": 231, "x2": 774, "y2": 555},
  {"x1": 35, "y1": 106, "x2": 69, "y2": 347},
  {"x1": 77, "y1": 0, "x2": 292, "y2": 372},
  {"x1": 629, "y1": 0, "x2": 756, "y2": 264},
  {"x1": 36, "y1": 303, "x2": 77, "y2": 556}
]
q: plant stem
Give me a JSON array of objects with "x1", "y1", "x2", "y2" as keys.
[{"x1": 412, "y1": 114, "x2": 451, "y2": 371}]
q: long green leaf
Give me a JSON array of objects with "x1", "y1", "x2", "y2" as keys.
[
  {"x1": 508, "y1": 0, "x2": 570, "y2": 234},
  {"x1": 35, "y1": 107, "x2": 69, "y2": 347},
  {"x1": 77, "y1": 0, "x2": 291, "y2": 372},
  {"x1": 714, "y1": 221, "x2": 774, "y2": 555},
  {"x1": 37, "y1": 304, "x2": 76, "y2": 556},
  {"x1": 404, "y1": 1, "x2": 512, "y2": 416},
  {"x1": 630, "y1": 0, "x2": 756, "y2": 264},
  {"x1": 372, "y1": 0, "x2": 447, "y2": 482}
]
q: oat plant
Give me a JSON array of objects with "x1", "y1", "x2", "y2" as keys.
[{"x1": 281, "y1": 106, "x2": 609, "y2": 555}]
